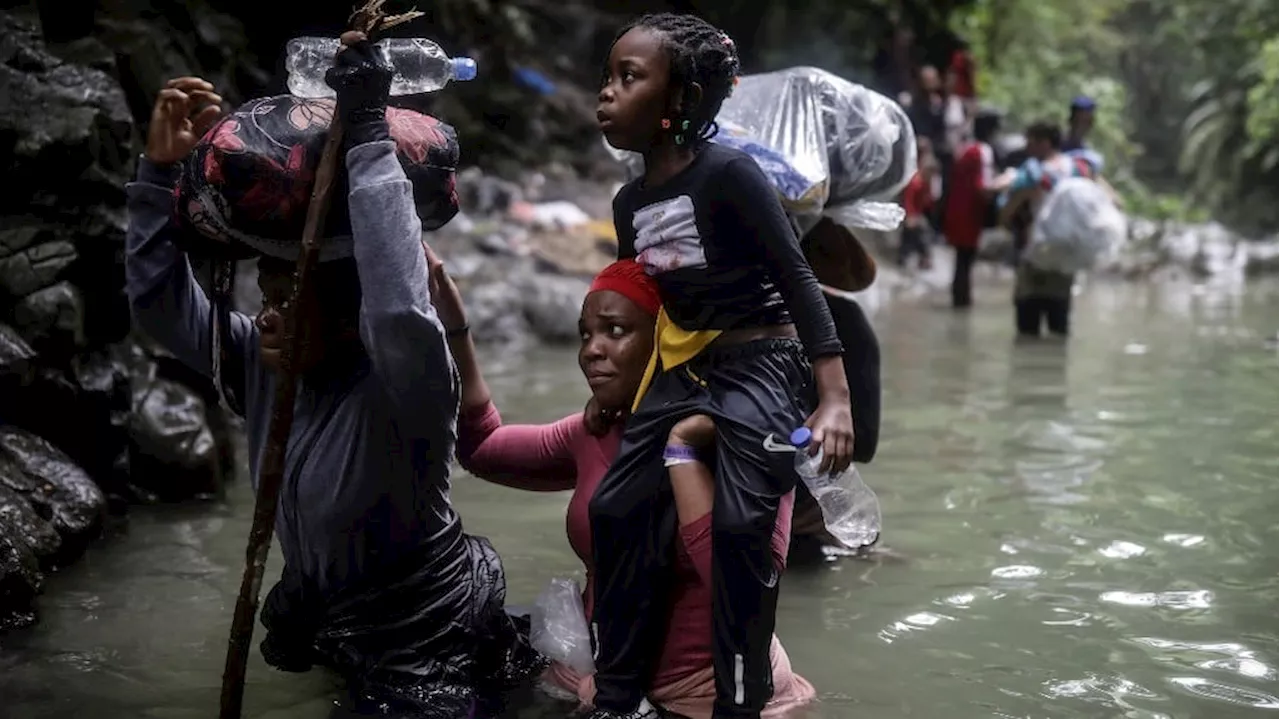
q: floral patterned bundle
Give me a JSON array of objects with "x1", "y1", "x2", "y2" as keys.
[{"x1": 177, "y1": 95, "x2": 460, "y2": 261}]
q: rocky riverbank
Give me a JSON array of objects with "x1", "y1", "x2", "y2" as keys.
[
  {"x1": 0, "y1": 9, "x2": 237, "y2": 629},
  {"x1": 2, "y1": 0, "x2": 1276, "y2": 633},
  {"x1": 0, "y1": 0, "x2": 624, "y2": 630}
]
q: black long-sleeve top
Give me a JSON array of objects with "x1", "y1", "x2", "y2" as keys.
[{"x1": 612, "y1": 143, "x2": 843, "y2": 360}]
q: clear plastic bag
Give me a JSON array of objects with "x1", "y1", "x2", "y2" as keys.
[
  {"x1": 529, "y1": 576, "x2": 594, "y2": 675},
  {"x1": 606, "y1": 67, "x2": 916, "y2": 233},
  {"x1": 1026, "y1": 177, "x2": 1127, "y2": 273}
]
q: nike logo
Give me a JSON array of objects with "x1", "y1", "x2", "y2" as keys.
[{"x1": 761, "y1": 434, "x2": 797, "y2": 453}]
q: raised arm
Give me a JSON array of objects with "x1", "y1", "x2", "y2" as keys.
[
  {"x1": 345, "y1": 141, "x2": 458, "y2": 423},
  {"x1": 125, "y1": 78, "x2": 256, "y2": 401},
  {"x1": 328, "y1": 35, "x2": 458, "y2": 428},
  {"x1": 422, "y1": 241, "x2": 578, "y2": 491}
]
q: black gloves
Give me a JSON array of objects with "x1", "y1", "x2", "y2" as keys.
[{"x1": 324, "y1": 38, "x2": 392, "y2": 148}]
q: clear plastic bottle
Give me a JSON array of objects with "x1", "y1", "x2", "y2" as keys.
[
  {"x1": 790, "y1": 426, "x2": 881, "y2": 549},
  {"x1": 285, "y1": 37, "x2": 478, "y2": 99}
]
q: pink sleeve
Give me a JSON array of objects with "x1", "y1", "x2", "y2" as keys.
[
  {"x1": 678, "y1": 490, "x2": 796, "y2": 586},
  {"x1": 456, "y1": 400, "x2": 581, "y2": 491}
]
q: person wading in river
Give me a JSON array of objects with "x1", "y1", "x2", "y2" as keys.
[
  {"x1": 591, "y1": 14, "x2": 855, "y2": 719},
  {"x1": 426, "y1": 252, "x2": 817, "y2": 718},
  {"x1": 999, "y1": 120, "x2": 1096, "y2": 338},
  {"x1": 124, "y1": 37, "x2": 540, "y2": 718},
  {"x1": 943, "y1": 109, "x2": 1013, "y2": 308}
]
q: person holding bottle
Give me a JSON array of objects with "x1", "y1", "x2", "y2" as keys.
[
  {"x1": 590, "y1": 13, "x2": 855, "y2": 719},
  {"x1": 427, "y1": 250, "x2": 816, "y2": 718},
  {"x1": 124, "y1": 33, "x2": 539, "y2": 718}
]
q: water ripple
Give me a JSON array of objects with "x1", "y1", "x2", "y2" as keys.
[{"x1": 1167, "y1": 676, "x2": 1280, "y2": 709}]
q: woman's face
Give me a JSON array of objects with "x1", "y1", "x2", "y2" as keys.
[
  {"x1": 255, "y1": 263, "x2": 294, "y2": 373},
  {"x1": 577, "y1": 290, "x2": 655, "y2": 412},
  {"x1": 254, "y1": 259, "x2": 358, "y2": 374}
]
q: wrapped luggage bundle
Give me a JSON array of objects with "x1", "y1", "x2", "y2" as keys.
[
  {"x1": 177, "y1": 95, "x2": 461, "y2": 262},
  {"x1": 1025, "y1": 176, "x2": 1127, "y2": 274},
  {"x1": 608, "y1": 67, "x2": 916, "y2": 235}
]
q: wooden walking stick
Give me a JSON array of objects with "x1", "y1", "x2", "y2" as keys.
[{"x1": 218, "y1": 3, "x2": 423, "y2": 717}]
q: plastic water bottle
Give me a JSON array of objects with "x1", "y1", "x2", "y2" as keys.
[
  {"x1": 790, "y1": 427, "x2": 881, "y2": 549},
  {"x1": 285, "y1": 37, "x2": 478, "y2": 99}
]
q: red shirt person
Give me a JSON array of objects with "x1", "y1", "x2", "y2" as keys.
[{"x1": 942, "y1": 110, "x2": 1010, "y2": 307}]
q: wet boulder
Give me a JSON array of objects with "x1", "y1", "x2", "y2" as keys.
[
  {"x1": 0, "y1": 427, "x2": 106, "y2": 557},
  {"x1": 0, "y1": 522, "x2": 41, "y2": 631},
  {"x1": 0, "y1": 322, "x2": 36, "y2": 386},
  {"x1": 71, "y1": 347, "x2": 135, "y2": 506},
  {"x1": 0, "y1": 485, "x2": 60, "y2": 561},
  {"x1": 12, "y1": 281, "x2": 86, "y2": 355},
  {"x1": 0, "y1": 12, "x2": 134, "y2": 220},
  {"x1": 0, "y1": 227, "x2": 77, "y2": 300}
]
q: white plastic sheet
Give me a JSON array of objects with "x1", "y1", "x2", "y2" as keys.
[
  {"x1": 529, "y1": 576, "x2": 594, "y2": 675},
  {"x1": 606, "y1": 67, "x2": 916, "y2": 233},
  {"x1": 1026, "y1": 177, "x2": 1127, "y2": 273}
]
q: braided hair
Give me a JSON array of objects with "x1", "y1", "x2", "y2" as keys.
[{"x1": 611, "y1": 13, "x2": 742, "y2": 147}]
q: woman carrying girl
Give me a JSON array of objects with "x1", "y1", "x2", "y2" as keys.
[
  {"x1": 590, "y1": 13, "x2": 856, "y2": 719},
  {"x1": 428, "y1": 250, "x2": 816, "y2": 718}
]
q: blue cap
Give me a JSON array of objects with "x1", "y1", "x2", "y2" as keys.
[
  {"x1": 1070, "y1": 95, "x2": 1096, "y2": 111},
  {"x1": 452, "y1": 57, "x2": 478, "y2": 82},
  {"x1": 789, "y1": 427, "x2": 812, "y2": 448}
]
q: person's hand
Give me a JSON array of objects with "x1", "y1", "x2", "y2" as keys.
[
  {"x1": 803, "y1": 399, "x2": 854, "y2": 474},
  {"x1": 583, "y1": 395, "x2": 623, "y2": 438},
  {"x1": 325, "y1": 31, "x2": 392, "y2": 146},
  {"x1": 423, "y1": 241, "x2": 467, "y2": 334},
  {"x1": 144, "y1": 77, "x2": 224, "y2": 166}
]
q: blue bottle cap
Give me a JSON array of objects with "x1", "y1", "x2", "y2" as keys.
[
  {"x1": 452, "y1": 57, "x2": 478, "y2": 82},
  {"x1": 789, "y1": 427, "x2": 812, "y2": 448}
]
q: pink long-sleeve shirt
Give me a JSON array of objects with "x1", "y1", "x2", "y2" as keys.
[{"x1": 456, "y1": 400, "x2": 794, "y2": 689}]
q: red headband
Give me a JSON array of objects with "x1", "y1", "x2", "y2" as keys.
[{"x1": 588, "y1": 259, "x2": 662, "y2": 317}]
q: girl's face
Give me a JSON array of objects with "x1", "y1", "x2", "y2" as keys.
[
  {"x1": 577, "y1": 290, "x2": 655, "y2": 413},
  {"x1": 597, "y1": 27, "x2": 673, "y2": 152}
]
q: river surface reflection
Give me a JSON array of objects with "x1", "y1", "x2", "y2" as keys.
[{"x1": 2, "y1": 279, "x2": 1276, "y2": 719}]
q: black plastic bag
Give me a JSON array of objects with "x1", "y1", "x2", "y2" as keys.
[{"x1": 261, "y1": 532, "x2": 543, "y2": 717}]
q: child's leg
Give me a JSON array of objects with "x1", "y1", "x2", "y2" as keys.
[
  {"x1": 708, "y1": 439, "x2": 788, "y2": 718},
  {"x1": 589, "y1": 374, "x2": 702, "y2": 715},
  {"x1": 665, "y1": 414, "x2": 716, "y2": 526},
  {"x1": 703, "y1": 343, "x2": 809, "y2": 718}
]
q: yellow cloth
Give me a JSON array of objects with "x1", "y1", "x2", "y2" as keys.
[{"x1": 631, "y1": 307, "x2": 722, "y2": 413}]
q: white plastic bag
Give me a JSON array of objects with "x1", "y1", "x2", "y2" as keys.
[
  {"x1": 1026, "y1": 177, "x2": 1127, "y2": 273},
  {"x1": 529, "y1": 576, "x2": 594, "y2": 676},
  {"x1": 606, "y1": 67, "x2": 915, "y2": 233}
]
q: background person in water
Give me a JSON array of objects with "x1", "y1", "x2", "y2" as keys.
[
  {"x1": 123, "y1": 36, "x2": 539, "y2": 718},
  {"x1": 591, "y1": 13, "x2": 855, "y2": 719}
]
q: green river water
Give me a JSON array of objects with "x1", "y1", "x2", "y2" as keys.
[{"x1": 2, "y1": 278, "x2": 1276, "y2": 719}]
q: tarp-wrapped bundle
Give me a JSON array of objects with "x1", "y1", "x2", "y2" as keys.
[
  {"x1": 608, "y1": 67, "x2": 916, "y2": 236},
  {"x1": 1025, "y1": 177, "x2": 1127, "y2": 274},
  {"x1": 177, "y1": 96, "x2": 461, "y2": 262}
]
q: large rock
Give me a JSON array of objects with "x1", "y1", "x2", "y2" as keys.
[
  {"x1": 0, "y1": 12, "x2": 134, "y2": 236},
  {"x1": 0, "y1": 426, "x2": 106, "y2": 549}
]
